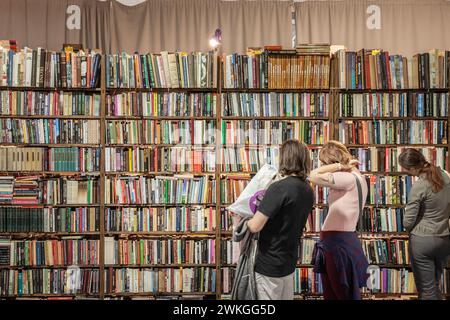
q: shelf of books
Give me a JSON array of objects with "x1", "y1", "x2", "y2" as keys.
[
  {"x1": 0, "y1": 44, "x2": 449, "y2": 300},
  {"x1": 0, "y1": 46, "x2": 103, "y2": 299}
]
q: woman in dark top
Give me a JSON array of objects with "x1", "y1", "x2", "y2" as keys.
[
  {"x1": 398, "y1": 148, "x2": 450, "y2": 300},
  {"x1": 247, "y1": 139, "x2": 314, "y2": 300}
]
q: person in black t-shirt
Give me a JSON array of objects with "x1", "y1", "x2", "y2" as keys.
[{"x1": 247, "y1": 139, "x2": 314, "y2": 300}]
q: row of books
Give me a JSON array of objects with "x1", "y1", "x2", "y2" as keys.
[
  {"x1": 42, "y1": 178, "x2": 99, "y2": 205},
  {"x1": 107, "y1": 92, "x2": 217, "y2": 117},
  {"x1": 295, "y1": 267, "x2": 421, "y2": 295},
  {"x1": 223, "y1": 52, "x2": 330, "y2": 89},
  {"x1": 105, "y1": 207, "x2": 216, "y2": 232},
  {"x1": 0, "y1": 47, "x2": 101, "y2": 88},
  {"x1": 0, "y1": 207, "x2": 99, "y2": 233},
  {"x1": 221, "y1": 147, "x2": 279, "y2": 173},
  {"x1": 334, "y1": 49, "x2": 450, "y2": 89},
  {"x1": 0, "y1": 269, "x2": 100, "y2": 296},
  {"x1": 221, "y1": 120, "x2": 329, "y2": 145},
  {"x1": 0, "y1": 119, "x2": 100, "y2": 144},
  {"x1": 339, "y1": 92, "x2": 449, "y2": 118},
  {"x1": 338, "y1": 120, "x2": 448, "y2": 145},
  {"x1": 104, "y1": 238, "x2": 216, "y2": 265},
  {"x1": 0, "y1": 147, "x2": 100, "y2": 172},
  {"x1": 206, "y1": 174, "x2": 415, "y2": 206},
  {"x1": 362, "y1": 238, "x2": 410, "y2": 265},
  {"x1": 306, "y1": 207, "x2": 406, "y2": 233},
  {"x1": 299, "y1": 238, "x2": 409, "y2": 265},
  {"x1": 4, "y1": 239, "x2": 100, "y2": 266},
  {"x1": 0, "y1": 91, "x2": 101, "y2": 116},
  {"x1": 106, "y1": 51, "x2": 218, "y2": 88},
  {"x1": 348, "y1": 147, "x2": 448, "y2": 172},
  {"x1": 359, "y1": 208, "x2": 405, "y2": 233},
  {"x1": 104, "y1": 267, "x2": 216, "y2": 293},
  {"x1": 105, "y1": 176, "x2": 216, "y2": 205},
  {"x1": 0, "y1": 238, "x2": 9, "y2": 265},
  {"x1": 106, "y1": 120, "x2": 216, "y2": 145},
  {"x1": 105, "y1": 147, "x2": 216, "y2": 173},
  {"x1": 221, "y1": 92, "x2": 329, "y2": 117}
]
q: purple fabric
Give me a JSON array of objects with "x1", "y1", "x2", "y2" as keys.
[{"x1": 311, "y1": 231, "x2": 369, "y2": 300}]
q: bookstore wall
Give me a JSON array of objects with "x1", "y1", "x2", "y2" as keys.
[{"x1": 0, "y1": 0, "x2": 450, "y2": 301}]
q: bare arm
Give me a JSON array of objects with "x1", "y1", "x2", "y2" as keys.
[
  {"x1": 309, "y1": 161, "x2": 359, "y2": 188},
  {"x1": 247, "y1": 211, "x2": 269, "y2": 233},
  {"x1": 309, "y1": 163, "x2": 341, "y2": 188}
]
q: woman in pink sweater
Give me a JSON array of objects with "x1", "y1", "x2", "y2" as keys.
[{"x1": 309, "y1": 141, "x2": 369, "y2": 300}]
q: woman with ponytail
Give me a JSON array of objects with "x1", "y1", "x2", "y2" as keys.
[{"x1": 398, "y1": 148, "x2": 450, "y2": 300}]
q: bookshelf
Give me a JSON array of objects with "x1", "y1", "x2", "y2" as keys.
[{"x1": 0, "y1": 46, "x2": 449, "y2": 300}]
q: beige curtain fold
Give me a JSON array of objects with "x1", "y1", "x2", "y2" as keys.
[
  {"x1": 218, "y1": 0, "x2": 292, "y2": 54},
  {"x1": 81, "y1": 0, "x2": 111, "y2": 53},
  {"x1": 295, "y1": 0, "x2": 450, "y2": 57}
]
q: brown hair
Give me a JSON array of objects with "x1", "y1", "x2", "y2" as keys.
[
  {"x1": 398, "y1": 148, "x2": 444, "y2": 193},
  {"x1": 319, "y1": 140, "x2": 353, "y2": 170},
  {"x1": 279, "y1": 139, "x2": 311, "y2": 179}
]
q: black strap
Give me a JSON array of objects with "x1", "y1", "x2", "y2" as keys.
[{"x1": 352, "y1": 173, "x2": 364, "y2": 229}]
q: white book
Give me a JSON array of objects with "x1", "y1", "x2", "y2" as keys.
[{"x1": 160, "y1": 51, "x2": 172, "y2": 88}]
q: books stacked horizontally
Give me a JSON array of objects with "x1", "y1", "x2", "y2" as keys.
[
  {"x1": 0, "y1": 177, "x2": 14, "y2": 204},
  {"x1": 12, "y1": 176, "x2": 40, "y2": 205}
]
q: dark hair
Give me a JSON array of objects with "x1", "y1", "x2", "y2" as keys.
[
  {"x1": 398, "y1": 148, "x2": 444, "y2": 193},
  {"x1": 279, "y1": 139, "x2": 311, "y2": 179}
]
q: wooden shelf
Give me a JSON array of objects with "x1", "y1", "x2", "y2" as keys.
[
  {"x1": 336, "y1": 87, "x2": 450, "y2": 92},
  {"x1": 221, "y1": 116, "x2": 329, "y2": 120},
  {"x1": 0, "y1": 293, "x2": 100, "y2": 298},
  {"x1": 0, "y1": 204, "x2": 100, "y2": 207},
  {"x1": 0, "y1": 86, "x2": 101, "y2": 92},
  {"x1": 0, "y1": 171, "x2": 100, "y2": 176},
  {"x1": 104, "y1": 171, "x2": 215, "y2": 176},
  {"x1": 104, "y1": 292, "x2": 216, "y2": 297},
  {"x1": 105, "y1": 143, "x2": 216, "y2": 148},
  {"x1": 0, "y1": 143, "x2": 100, "y2": 147},
  {"x1": 105, "y1": 231, "x2": 216, "y2": 236},
  {"x1": 104, "y1": 264, "x2": 215, "y2": 268},
  {"x1": 344, "y1": 144, "x2": 448, "y2": 148},
  {"x1": 0, "y1": 232, "x2": 100, "y2": 237},
  {"x1": 221, "y1": 88, "x2": 330, "y2": 93},
  {"x1": 104, "y1": 203, "x2": 217, "y2": 207},
  {"x1": 0, "y1": 115, "x2": 101, "y2": 119},
  {"x1": 0, "y1": 265, "x2": 100, "y2": 269},
  {"x1": 105, "y1": 116, "x2": 216, "y2": 120},
  {"x1": 339, "y1": 116, "x2": 448, "y2": 121},
  {"x1": 105, "y1": 87, "x2": 218, "y2": 93}
]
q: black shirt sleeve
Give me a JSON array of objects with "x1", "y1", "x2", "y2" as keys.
[{"x1": 257, "y1": 181, "x2": 285, "y2": 219}]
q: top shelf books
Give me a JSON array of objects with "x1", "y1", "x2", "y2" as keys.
[
  {"x1": 105, "y1": 51, "x2": 218, "y2": 89},
  {"x1": 0, "y1": 47, "x2": 101, "y2": 89},
  {"x1": 223, "y1": 47, "x2": 331, "y2": 89},
  {"x1": 333, "y1": 49, "x2": 450, "y2": 90}
]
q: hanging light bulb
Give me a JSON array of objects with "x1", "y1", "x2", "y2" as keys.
[{"x1": 209, "y1": 28, "x2": 222, "y2": 49}]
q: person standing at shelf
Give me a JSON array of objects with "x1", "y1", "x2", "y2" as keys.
[
  {"x1": 308, "y1": 140, "x2": 369, "y2": 300},
  {"x1": 398, "y1": 148, "x2": 450, "y2": 300},
  {"x1": 246, "y1": 139, "x2": 314, "y2": 300}
]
